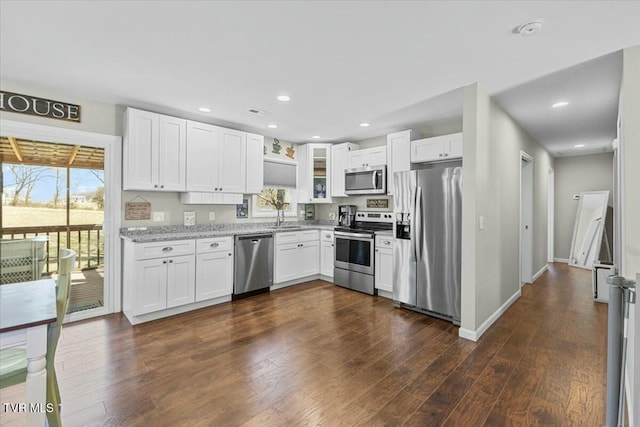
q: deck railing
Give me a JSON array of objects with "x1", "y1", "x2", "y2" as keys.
[{"x1": 1, "y1": 224, "x2": 103, "y2": 273}]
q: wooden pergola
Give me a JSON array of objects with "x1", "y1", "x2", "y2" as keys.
[{"x1": 0, "y1": 136, "x2": 104, "y2": 169}]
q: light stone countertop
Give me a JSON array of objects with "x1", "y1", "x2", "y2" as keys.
[{"x1": 120, "y1": 221, "x2": 336, "y2": 243}]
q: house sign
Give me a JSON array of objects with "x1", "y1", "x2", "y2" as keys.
[{"x1": 0, "y1": 91, "x2": 81, "y2": 122}]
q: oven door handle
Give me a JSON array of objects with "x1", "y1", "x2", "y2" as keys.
[
  {"x1": 372, "y1": 170, "x2": 377, "y2": 189},
  {"x1": 335, "y1": 231, "x2": 373, "y2": 239}
]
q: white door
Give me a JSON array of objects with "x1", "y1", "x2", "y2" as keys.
[
  {"x1": 348, "y1": 150, "x2": 368, "y2": 168},
  {"x1": 320, "y1": 240, "x2": 334, "y2": 277},
  {"x1": 134, "y1": 258, "x2": 167, "y2": 315},
  {"x1": 411, "y1": 138, "x2": 443, "y2": 163},
  {"x1": 548, "y1": 168, "x2": 554, "y2": 262},
  {"x1": 331, "y1": 143, "x2": 352, "y2": 197},
  {"x1": 275, "y1": 243, "x2": 301, "y2": 283},
  {"x1": 374, "y1": 249, "x2": 393, "y2": 292},
  {"x1": 299, "y1": 241, "x2": 320, "y2": 277},
  {"x1": 387, "y1": 129, "x2": 411, "y2": 196},
  {"x1": 196, "y1": 252, "x2": 233, "y2": 301},
  {"x1": 124, "y1": 108, "x2": 158, "y2": 190},
  {"x1": 245, "y1": 133, "x2": 264, "y2": 194},
  {"x1": 218, "y1": 128, "x2": 246, "y2": 193},
  {"x1": 446, "y1": 133, "x2": 463, "y2": 159},
  {"x1": 366, "y1": 147, "x2": 387, "y2": 166},
  {"x1": 166, "y1": 255, "x2": 195, "y2": 308},
  {"x1": 520, "y1": 154, "x2": 534, "y2": 284},
  {"x1": 186, "y1": 121, "x2": 220, "y2": 191},
  {"x1": 158, "y1": 115, "x2": 186, "y2": 191}
]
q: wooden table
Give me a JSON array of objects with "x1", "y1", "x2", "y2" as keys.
[{"x1": 0, "y1": 279, "x2": 57, "y2": 427}]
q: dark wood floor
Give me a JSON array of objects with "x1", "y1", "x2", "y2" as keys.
[{"x1": 0, "y1": 263, "x2": 607, "y2": 426}]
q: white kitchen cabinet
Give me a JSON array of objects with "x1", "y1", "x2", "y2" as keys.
[
  {"x1": 180, "y1": 192, "x2": 243, "y2": 205},
  {"x1": 374, "y1": 235, "x2": 394, "y2": 293},
  {"x1": 132, "y1": 239, "x2": 196, "y2": 316},
  {"x1": 330, "y1": 143, "x2": 359, "y2": 197},
  {"x1": 195, "y1": 237, "x2": 234, "y2": 301},
  {"x1": 348, "y1": 146, "x2": 387, "y2": 168},
  {"x1": 320, "y1": 231, "x2": 334, "y2": 277},
  {"x1": 123, "y1": 108, "x2": 187, "y2": 191},
  {"x1": 386, "y1": 130, "x2": 411, "y2": 196},
  {"x1": 274, "y1": 230, "x2": 320, "y2": 283},
  {"x1": 297, "y1": 143, "x2": 333, "y2": 203},
  {"x1": 186, "y1": 122, "x2": 247, "y2": 193},
  {"x1": 411, "y1": 132, "x2": 463, "y2": 163},
  {"x1": 245, "y1": 133, "x2": 264, "y2": 194}
]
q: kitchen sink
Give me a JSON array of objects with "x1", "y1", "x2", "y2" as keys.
[{"x1": 267, "y1": 225, "x2": 303, "y2": 231}]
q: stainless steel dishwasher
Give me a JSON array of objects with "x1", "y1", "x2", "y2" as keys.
[{"x1": 233, "y1": 233, "x2": 274, "y2": 299}]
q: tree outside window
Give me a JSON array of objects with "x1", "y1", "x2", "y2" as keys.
[{"x1": 252, "y1": 188, "x2": 297, "y2": 217}]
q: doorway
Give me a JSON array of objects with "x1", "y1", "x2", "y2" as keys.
[
  {"x1": 548, "y1": 168, "x2": 554, "y2": 263},
  {"x1": 0, "y1": 119, "x2": 121, "y2": 322},
  {"x1": 520, "y1": 152, "x2": 534, "y2": 285}
]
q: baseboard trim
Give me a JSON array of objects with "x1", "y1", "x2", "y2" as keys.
[
  {"x1": 458, "y1": 288, "x2": 521, "y2": 342},
  {"x1": 532, "y1": 264, "x2": 549, "y2": 283},
  {"x1": 554, "y1": 257, "x2": 569, "y2": 263}
]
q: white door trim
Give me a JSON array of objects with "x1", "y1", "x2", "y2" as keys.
[
  {"x1": 547, "y1": 168, "x2": 554, "y2": 263},
  {"x1": 0, "y1": 119, "x2": 122, "y2": 320},
  {"x1": 520, "y1": 151, "x2": 534, "y2": 286}
]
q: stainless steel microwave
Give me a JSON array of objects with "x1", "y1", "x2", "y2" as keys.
[{"x1": 344, "y1": 165, "x2": 386, "y2": 195}]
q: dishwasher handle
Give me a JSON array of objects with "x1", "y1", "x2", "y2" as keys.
[{"x1": 236, "y1": 233, "x2": 273, "y2": 241}]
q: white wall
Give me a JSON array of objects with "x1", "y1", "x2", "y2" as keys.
[
  {"x1": 554, "y1": 152, "x2": 614, "y2": 260},
  {"x1": 619, "y1": 44, "x2": 640, "y2": 426},
  {"x1": 461, "y1": 83, "x2": 554, "y2": 337}
]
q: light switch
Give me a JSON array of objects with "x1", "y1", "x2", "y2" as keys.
[
  {"x1": 478, "y1": 215, "x2": 485, "y2": 230},
  {"x1": 209, "y1": 212, "x2": 216, "y2": 221},
  {"x1": 152, "y1": 212, "x2": 164, "y2": 222}
]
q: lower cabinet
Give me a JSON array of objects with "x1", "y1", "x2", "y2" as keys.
[
  {"x1": 195, "y1": 237, "x2": 234, "y2": 301},
  {"x1": 320, "y1": 231, "x2": 334, "y2": 277},
  {"x1": 374, "y1": 235, "x2": 394, "y2": 293},
  {"x1": 133, "y1": 243, "x2": 196, "y2": 316},
  {"x1": 275, "y1": 230, "x2": 320, "y2": 284}
]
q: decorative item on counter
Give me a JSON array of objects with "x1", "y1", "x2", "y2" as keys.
[
  {"x1": 305, "y1": 204, "x2": 315, "y2": 220},
  {"x1": 285, "y1": 144, "x2": 295, "y2": 159},
  {"x1": 236, "y1": 199, "x2": 249, "y2": 219},
  {"x1": 272, "y1": 138, "x2": 282, "y2": 154},
  {"x1": 125, "y1": 195, "x2": 151, "y2": 220},
  {"x1": 314, "y1": 184, "x2": 326, "y2": 198},
  {"x1": 183, "y1": 211, "x2": 196, "y2": 226},
  {"x1": 366, "y1": 198, "x2": 389, "y2": 208}
]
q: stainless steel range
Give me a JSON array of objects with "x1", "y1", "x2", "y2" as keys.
[{"x1": 334, "y1": 211, "x2": 393, "y2": 295}]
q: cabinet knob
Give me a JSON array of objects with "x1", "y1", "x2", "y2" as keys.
[
  {"x1": 169, "y1": 260, "x2": 173, "y2": 263},
  {"x1": 228, "y1": 253, "x2": 231, "y2": 256},
  {"x1": 219, "y1": 188, "x2": 223, "y2": 192},
  {"x1": 154, "y1": 184, "x2": 158, "y2": 188},
  {"x1": 375, "y1": 249, "x2": 379, "y2": 252},
  {"x1": 214, "y1": 188, "x2": 218, "y2": 191},
  {"x1": 160, "y1": 185, "x2": 165, "y2": 188},
  {"x1": 163, "y1": 260, "x2": 167, "y2": 264},
  {"x1": 444, "y1": 153, "x2": 449, "y2": 157},
  {"x1": 438, "y1": 153, "x2": 443, "y2": 158}
]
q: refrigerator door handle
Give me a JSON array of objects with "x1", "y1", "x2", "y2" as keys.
[
  {"x1": 410, "y1": 186, "x2": 418, "y2": 261},
  {"x1": 415, "y1": 186, "x2": 423, "y2": 261}
]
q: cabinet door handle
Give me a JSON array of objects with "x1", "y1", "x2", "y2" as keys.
[
  {"x1": 219, "y1": 188, "x2": 223, "y2": 192},
  {"x1": 154, "y1": 184, "x2": 158, "y2": 188},
  {"x1": 160, "y1": 185, "x2": 165, "y2": 188},
  {"x1": 210, "y1": 242, "x2": 219, "y2": 248},
  {"x1": 163, "y1": 260, "x2": 167, "y2": 264},
  {"x1": 228, "y1": 253, "x2": 232, "y2": 256},
  {"x1": 162, "y1": 247, "x2": 173, "y2": 252},
  {"x1": 169, "y1": 260, "x2": 173, "y2": 263},
  {"x1": 438, "y1": 153, "x2": 443, "y2": 158},
  {"x1": 444, "y1": 153, "x2": 449, "y2": 157},
  {"x1": 375, "y1": 249, "x2": 379, "y2": 252},
  {"x1": 331, "y1": 244, "x2": 334, "y2": 247},
  {"x1": 383, "y1": 240, "x2": 391, "y2": 245},
  {"x1": 214, "y1": 188, "x2": 218, "y2": 191}
]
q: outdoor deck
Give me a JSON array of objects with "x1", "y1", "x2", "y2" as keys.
[{"x1": 67, "y1": 268, "x2": 104, "y2": 313}]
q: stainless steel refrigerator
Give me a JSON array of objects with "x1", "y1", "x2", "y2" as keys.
[{"x1": 392, "y1": 163, "x2": 462, "y2": 324}]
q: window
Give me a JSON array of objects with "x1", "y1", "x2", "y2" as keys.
[{"x1": 251, "y1": 188, "x2": 297, "y2": 218}]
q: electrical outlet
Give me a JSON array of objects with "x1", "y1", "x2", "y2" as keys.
[
  {"x1": 152, "y1": 212, "x2": 164, "y2": 222},
  {"x1": 209, "y1": 212, "x2": 215, "y2": 221}
]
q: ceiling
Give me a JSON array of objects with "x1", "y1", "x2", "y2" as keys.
[{"x1": 1, "y1": 1, "x2": 639, "y2": 156}]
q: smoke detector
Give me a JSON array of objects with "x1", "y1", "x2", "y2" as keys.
[{"x1": 516, "y1": 19, "x2": 544, "y2": 36}]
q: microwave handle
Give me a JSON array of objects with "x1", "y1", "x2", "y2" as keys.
[{"x1": 372, "y1": 170, "x2": 377, "y2": 189}]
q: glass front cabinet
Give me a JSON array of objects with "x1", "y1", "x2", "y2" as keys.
[{"x1": 297, "y1": 143, "x2": 333, "y2": 204}]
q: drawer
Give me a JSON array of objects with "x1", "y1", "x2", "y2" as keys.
[
  {"x1": 299, "y1": 230, "x2": 319, "y2": 242},
  {"x1": 135, "y1": 239, "x2": 195, "y2": 260},
  {"x1": 275, "y1": 231, "x2": 301, "y2": 245},
  {"x1": 196, "y1": 236, "x2": 233, "y2": 254},
  {"x1": 375, "y1": 235, "x2": 394, "y2": 249},
  {"x1": 320, "y1": 230, "x2": 334, "y2": 242}
]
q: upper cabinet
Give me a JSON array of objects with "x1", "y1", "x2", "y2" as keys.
[
  {"x1": 348, "y1": 146, "x2": 387, "y2": 168},
  {"x1": 330, "y1": 142, "x2": 358, "y2": 197},
  {"x1": 411, "y1": 132, "x2": 463, "y2": 163},
  {"x1": 386, "y1": 130, "x2": 411, "y2": 196},
  {"x1": 185, "y1": 122, "x2": 248, "y2": 193},
  {"x1": 245, "y1": 133, "x2": 264, "y2": 194},
  {"x1": 297, "y1": 143, "x2": 333, "y2": 203},
  {"x1": 123, "y1": 108, "x2": 187, "y2": 191}
]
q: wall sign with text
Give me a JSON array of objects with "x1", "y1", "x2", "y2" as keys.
[{"x1": 0, "y1": 91, "x2": 81, "y2": 122}]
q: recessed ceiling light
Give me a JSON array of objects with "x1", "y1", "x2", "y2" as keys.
[
  {"x1": 517, "y1": 19, "x2": 544, "y2": 37},
  {"x1": 277, "y1": 95, "x2": 290, "y2": 102},
  {"x1": 552, "y1": 101, "x2": 569, "y2": 109},
  {"x1": 574, "y1": 144, "x2": 585, "y2": 148},
  {"x1": 267, "y1": 124, "x2": 278, "y2": 129},
  {"x1": 198, "y1": 107, "x2": 211, "y2": 113},
  {"x1": 359, "y1": 122, "x2": 370, "y2": 127},
  {"x1": 312, "y1": 135, "x2": 320, "y2": 139}
]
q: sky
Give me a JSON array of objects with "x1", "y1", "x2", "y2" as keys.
[{"x1": 2, "y1": 164, "x2": 104, "y2": 202}]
